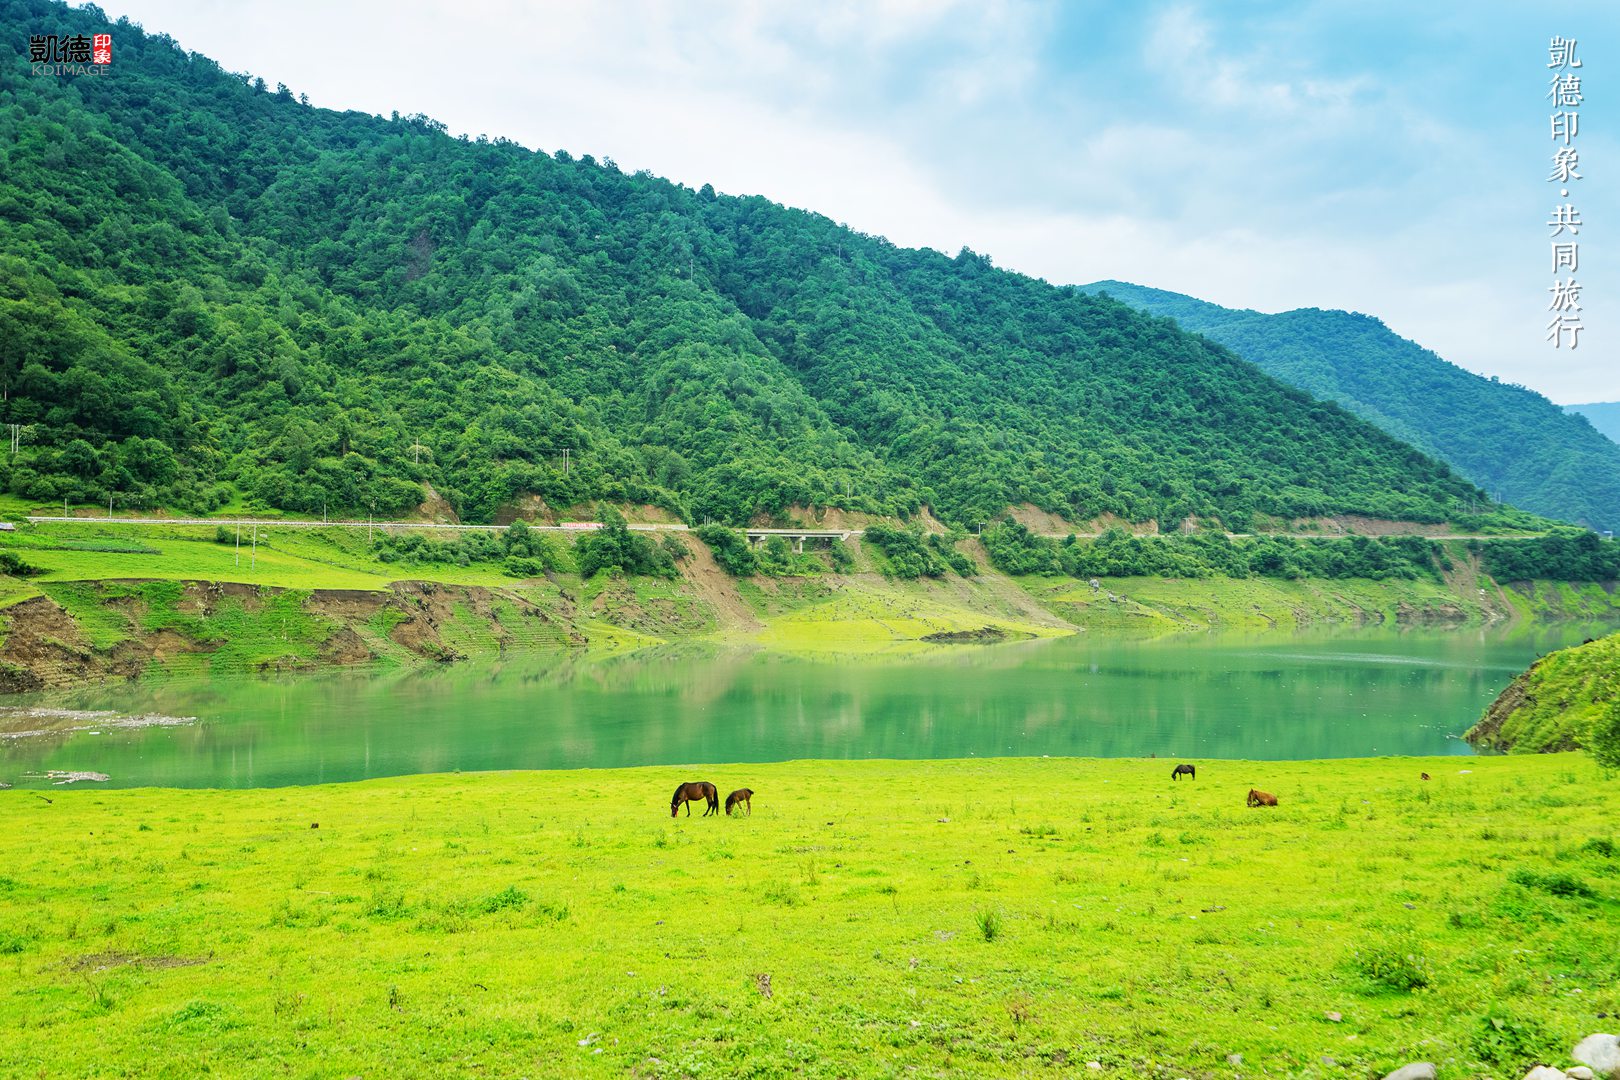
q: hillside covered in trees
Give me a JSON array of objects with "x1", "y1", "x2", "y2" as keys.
[
  {"x1": 0, "y1": 0, "x2": 1523, "y2": 532},
  {"x1": 1080, "y1": 281, "x2": 1620, "y2": 534}
]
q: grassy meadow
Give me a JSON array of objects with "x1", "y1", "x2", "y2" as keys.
[{"x1": 2, "y1": 754, "x2": 1616, "y2": 1079}]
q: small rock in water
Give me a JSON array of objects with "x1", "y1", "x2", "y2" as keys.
[
  {"x1": 1568, "y1": 1067, "x2": 1596, "y2": 1080},
  {"x1": 1573, "y1": 1034, "x2": 1620, "y2": 1078},
  {"x1": 1383, "y1": 1065, "x2": 1437, "y2": 1080},
  {"x1": 1523, "y1": 1067, "x2": 1568, "y2": 1080}
]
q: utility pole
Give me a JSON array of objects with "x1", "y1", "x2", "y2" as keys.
[
  {"x1": 251, "y1": 524, "x2": 258, "y2": 570},
  {"x1": 235, "y1": 522, "x2": 241, "y2": 567},
  {"x1": 563, "y1": 448, "x2": 570, "y2": 475},
  {"x1": 6, "y1": 424, "x2": 19, "y2": 456}
]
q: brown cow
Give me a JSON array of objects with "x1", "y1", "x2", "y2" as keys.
[
  {"x1": 1246, "y1": 788, "x2": 1278, "y2": 807},
  {"x1": 725, "y1": 788, "x2": 754, "y2": 816}
]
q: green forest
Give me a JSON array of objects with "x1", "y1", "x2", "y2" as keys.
[
  {"x1": 1082, "y1": 281, "x2": 1620, "y2": 534},
  {"x1": 0, "y1": 1, "x2": 1540, "y2": 534}
]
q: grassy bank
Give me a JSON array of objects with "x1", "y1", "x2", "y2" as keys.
[
  {"x1": 3, "y1": 520, "x2": 1619, "y2": 690},
  {"x1": 1469, "y1": 631, "x2": 1620, "y2": 753},
  {"x1": 1, "y1": 755, "x2": 1615, "y2": 1078}
]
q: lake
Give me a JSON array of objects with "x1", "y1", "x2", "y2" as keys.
[
  {"x1": 0, "y1": 621, "x2": 1607, "y2": 790},
  {"x1": 0, "y1": 623, "x2": 1608, "y2": 788}
]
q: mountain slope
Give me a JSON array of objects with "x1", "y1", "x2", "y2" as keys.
[
  {"x1": 0, "y1": 0, "x2": 1515, "y2": 531},
  {"x1": 1080, "y1": 281, "x2": 1620, "y2": 533}
]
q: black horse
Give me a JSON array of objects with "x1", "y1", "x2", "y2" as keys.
[
  {"x1": 671, "y1": 781, "x2": 720, "y2": 817},
  {"x1": 1170, "y1": 763, "x2": 1196, "y2": 781}
]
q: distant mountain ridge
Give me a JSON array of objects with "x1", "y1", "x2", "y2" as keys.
[
  {"x1": 1564, "y1": 402, "x2": 1620, "y2": 447},
  {"x1": 1079, "y1": 281, "x2": 1620, "y2": 533}
]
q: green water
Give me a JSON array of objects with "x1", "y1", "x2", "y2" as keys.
[{"x1": 0, "y1": 624, "x2": 1606, "y2": 788}]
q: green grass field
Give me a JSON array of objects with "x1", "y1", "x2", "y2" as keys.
[
  {"x1": 2, "y1": 755, "x2": 1614, "y2": 1079},
  {"x1": 0, "y1": 520, "x2": 519, "y2": 594}
]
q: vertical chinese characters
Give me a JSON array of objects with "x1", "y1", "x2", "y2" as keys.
[{"x1": 1546, "y1": 36, "x2": 1584, "y2": 349}]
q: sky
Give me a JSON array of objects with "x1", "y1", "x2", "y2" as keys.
[{"x1": 85, "y1": 0, "x2": 1619, "y2": 404}]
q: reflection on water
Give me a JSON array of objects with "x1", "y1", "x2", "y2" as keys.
[{"x1": 0, "y1": 622, "x2": 1609, "y2": 788}]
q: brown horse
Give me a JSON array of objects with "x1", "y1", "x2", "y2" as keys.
[
  {"x1": 1420, "y1": 772, "x2": 1430, "y2": 781},
  {"x1": 1170, "y1": 764, "x2": 1196, "y2": 781},
  {"x1": 671, "y1": 781, "x2": 719, "y2": 817},
  {"x1": 1246, "y1": 788, "x2": 1278, "y2": 807},
  {"x1": 725, "y1": 788, "x2": 754, "y2": 816}
]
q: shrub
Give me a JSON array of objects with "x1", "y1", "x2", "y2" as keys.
[
  {"x1": 1347, "y1": 934, "x2": 1431, "y2": 993},
  {"x1": 659, "y1": 533, "x2": 690, "y2": 561},
  {"x1": 695, "y1": 524, "x2": 757, "y2": 576},
  {"x1": 477, "y1": 886, "x2": 529, "y2": 914},
  {"x1": 1470, "y1": 1007, "x2": 1558, "y2": 1072},
  {"x1": 0, "y1": 551, "x2": 42, "y2": 577},
  {"x1": 1508, "y1": 868, "x2": 1597, "y2": 899},
  {"x1": 974, "y1": 907, "x2": 1003, "y2": 942},
  {"x1": 1589, "y1": 696, "x2": 1620, "y2": 774}
]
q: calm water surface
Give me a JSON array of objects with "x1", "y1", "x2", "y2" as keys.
[{"x1": 0, "y1": 623, "x2": 1608, "y2": 788}]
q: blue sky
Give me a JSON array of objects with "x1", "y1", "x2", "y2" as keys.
[{"x1": 86, "y1": 0, "x2": 1617, "y2": 403}]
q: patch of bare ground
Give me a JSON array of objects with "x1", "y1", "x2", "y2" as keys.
[
  {"x1": 68, "y1": 952, "x2": 210, "y2": 973},
  {"x1": 1438, "y1": 548, "x2": 1515, "y2": 623},
  {"x1": 1467, "y1": 669, "x2": 1531, "y2": 749},
  {"x1": 317, "y1": 626, "x2": 376, "y2": 666},
  {"x1": 1001, "y1": 505, "x2": 1157, "y2": 536},
  {"x1": 414, "y1": 482, "x2": 461, "y2": 524},
  {"x1": 677, "y1": 538, "x2": 762, "y2": 633},
  {"x1": 382, "y1": 581, "x2": 466, "y2": 660},
  {"x1": 0, "y1": 596, "x2": 99, "y2": 692},
  {"x1": 1290, "y1": 515, "x2": 1458, "y2": 537},
  {"x1": 492, "y1": 494, "x2": 555, "y2": 525},
  {"x1": 783, "y1": 505, "x2": 882, "y2": 531}
]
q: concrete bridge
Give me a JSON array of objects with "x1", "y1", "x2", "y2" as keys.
[{"x1": 743, "y1": 527, "x2": 854, "y2": 552}]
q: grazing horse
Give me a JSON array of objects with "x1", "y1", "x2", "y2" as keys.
[
  {"x1": 725, "y1": 788, "x2": 754, "y2": 816},
  {"x1": 1420, "y1": 772, "x2": 1430, "y2": 781},
  {"x1": 671, "y1": 781, "x2": 719, "y2": 817},
  {"x1": 1246, "y1": 789, "x2": 1278, "y2": 808},
  {"x1": 1170, "y1": 763, "x2": 1196, "y2": 781}
]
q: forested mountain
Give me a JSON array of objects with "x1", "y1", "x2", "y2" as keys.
[
  {"x1": 0, "y1": 0, "x2": 1516, "y2": 531},
  {"x1": 1081, "y1": 281, "x2": 1620, "y2": 533},
  {"x1": 1565, "y1": 402, "x2": 1620, "y2": 447}
]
